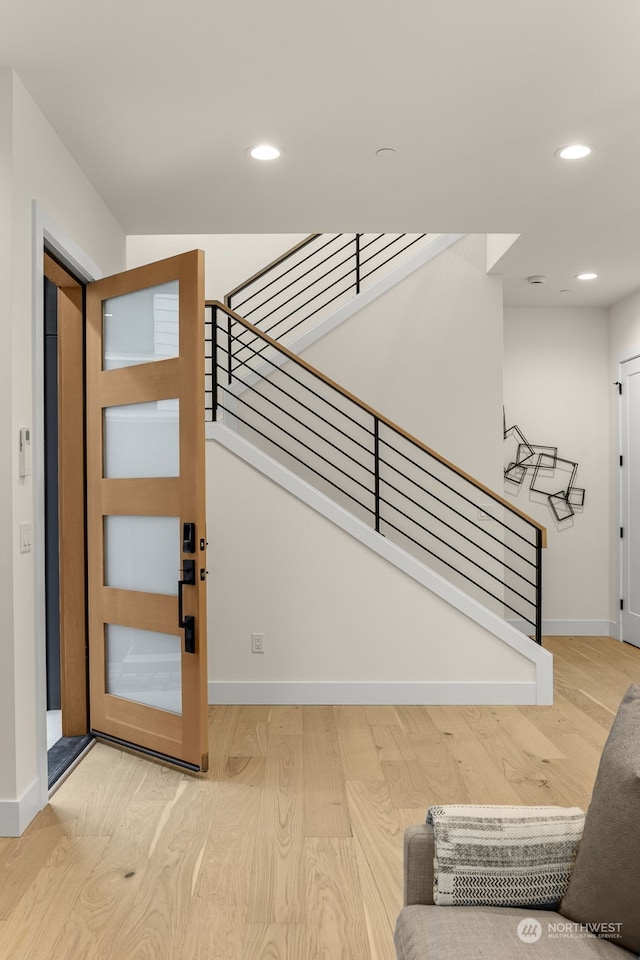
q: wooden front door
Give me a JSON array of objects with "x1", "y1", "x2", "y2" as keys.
[{"x1": 85, "y1": 251, "x2": 208, "y2": 770}]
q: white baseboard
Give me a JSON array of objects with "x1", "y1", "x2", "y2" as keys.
[
  {"x1": 0, "y1": 777, "x2": 42, "y2": 837},
  {"x1": 508, "y1": 619, "x2": 617, "y2": 638},
  {"x1": 209, "y1": 680, "x2": 539, "y2": 706}
]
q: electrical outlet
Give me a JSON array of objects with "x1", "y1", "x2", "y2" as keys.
[{"x1": 251, "y1": 632, "x2": 265, "y2": 654}]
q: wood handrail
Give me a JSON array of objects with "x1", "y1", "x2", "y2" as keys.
[
  {"x1": 225, "y1": 234, "x2": 322, "y2": 303},
  {"x1": 207, "y1": 300, "x2": 547, "y2": 548}
]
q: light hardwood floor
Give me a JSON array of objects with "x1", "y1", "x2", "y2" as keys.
[{"x1": 0, "y1": 636, "x2": 638, "y2": 960}]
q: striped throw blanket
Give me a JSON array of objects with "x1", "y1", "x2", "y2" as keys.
[{"x1": 427, "y1": 804, "x2": 585, "y2": 907}]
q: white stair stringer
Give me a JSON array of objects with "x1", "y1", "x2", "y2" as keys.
[{"x1": 208, "y1": 421, "x2": 553, "y2": 706}]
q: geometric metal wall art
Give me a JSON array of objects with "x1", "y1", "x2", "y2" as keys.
[{"x1": 504, "y1": 417, "x2": 585, "y2": 523}]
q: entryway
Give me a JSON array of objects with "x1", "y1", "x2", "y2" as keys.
[
  {"x1": 43, "y1": 252, "x2": 93, "y2": 787},
  {"x1": 42, "y1": 246, "x2": 210, "y2": 789}
]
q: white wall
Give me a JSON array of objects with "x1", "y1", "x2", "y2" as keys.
[
  {"x1": 0, "y1": 70, "x2": 125, "y2": 834},
  {"x1": 0, "y1": 69, "x2": 17, "y2": 806},
  {"x1": 126, "y1": 234, "x2": 306, "y2": 301},
  {"x1": 503, "y1": 307, "x2": 611, "y2": 633},
  {"x1": 208, "y1": 442, "x2": 537, "y2": 700},
  {"x1": 608, "y1": 290, "x2": 640, "y2": 630}
]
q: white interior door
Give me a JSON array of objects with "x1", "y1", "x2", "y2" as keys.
[{"x1": 620, "y1": 355, "x2": 640, "y2": 648}]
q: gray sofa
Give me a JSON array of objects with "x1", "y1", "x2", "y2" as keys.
[
  {"x1": 395, "y1": 683, "x2": 640, "y2": 960},
  {"x1": 395, "y1": 821, "x2": 636, "y2": 959}
]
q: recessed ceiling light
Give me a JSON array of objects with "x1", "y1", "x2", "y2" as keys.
[
  {"x1": 556, "y1": 144, "x2": 592, "y2": 160},
  {"x1": 575, "y1": 272, "x2": 598, "y2": 280},
  {"x1": 248, "y1": 144, "x2": 281, "y2": 161},
  {"x1": 376, "y1": 147, "x2": 396, "y2": 158}
]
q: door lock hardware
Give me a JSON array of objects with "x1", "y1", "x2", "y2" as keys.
[{"x1": 178, "y1": 559, "x2": 196, "y2": 653}]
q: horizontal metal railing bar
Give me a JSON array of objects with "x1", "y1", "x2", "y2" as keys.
[
  {"x1": 207, "y1": 300, "x2": 547, "y2": 547},
  {"x1": 219, "y1": 383, "x2": 375, "y2": 498},
  {"x1": 216, "y1": 397, "x2": 375, "y2": 518},
  {"x1": 360, "y1": 236, "x2": 427, "y2": 283},
  {"x1": 215, "y1": 341, "x2": 374, "y2": 458},
  {"x1": 209, "y1": 312, "x2": 372, "y2": 435},
  {"x1": 230, "y1": 233, "x2": 425, "y2": 312},
  {"x1": 379, "y1": 475, "x2": 537, "y2": 587},
  {"x1": 231, "y1": 235, "x2": 425, "y2": 348},
  {"x1": 226, "y1": 233, "x2": 321, "y2": 302},
  {"x1": 257, "y1": 278, "x2": 358, "y2": 347},
  {"x1": 358, "y1": 233, "x2": 424, "y2": 257},
  {"x1": 379, "y1": 436, "x2": 536, "y2": 549},
  {"x1": 214, "y1": 359, "x2": 374, "y2": 477},
  {"x1": 260, "y1": 264, "x2": 357, "y2": 340},
  {"x1": 358, "y1": 232, "x2": 386, "y2": 253},
  {"x1": 231, "y1": 277, "x2": 358, "y2": 367},
  {"x1": 380, "y1": 514, "x2": 536, "y2": 626},
  {"x1": 237, "y1": 233, "x2": 420, "y2": 324},
  {"x1": 230, "y1": 234, "x2": 341, "y2": 312},
  {"x1": 380, "y1": 494, "x2": 537, "y2": 604},
  {"x1": 212, "y1": 345, "x2": 535, "y2": 592},
  {"x1": 359, "y1": 233, "x2": 416, "y2": 270},
  {"x1": 234, "y1": 236, "x2": 355, "y2": 320},
  {"x1": 379, "y1": 450, "x2": 536, "y2": 564},
  {"x1": 230, "y1": 232, "x2": 406, "y2": 310}
]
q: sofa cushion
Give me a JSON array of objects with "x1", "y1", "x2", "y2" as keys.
[
  {"x1": 394, "y1": 906, "x2": 636, "y2": 960},
  {"x1": 559, "y1": 683, "x2": 640, "y2": 954},
  {"x1": 426, "y1": 804, "x2": 584, "y2": 907}
]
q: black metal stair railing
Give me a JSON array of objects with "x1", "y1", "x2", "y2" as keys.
[
  {"x1": 205, "y1": 301, "x2": 546, "y2": 644},
  {"x1": 224, "y1": 233, "x2": 430, "y2": 373}
]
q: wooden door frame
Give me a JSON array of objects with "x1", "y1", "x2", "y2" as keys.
[
  {"x1": 32, "y1": 206, "x2": 105, "y2": 811},
  {"x1": 43, "y1": 252, "x2": 88, "y2": 736}
]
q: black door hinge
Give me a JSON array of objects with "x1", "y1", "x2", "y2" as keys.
[
  {"x1": 615, "y1": 381, "x2": 622, "y2": 395},
  {"x1": 620, "y1": 527, "x2": 624, "y2": 538},
  {"x1": 620, "y1": 455, "x2": 623, "y2": 467},
  {"x1": 620, "y1": 598, "x2": 624, "y2": 611}
]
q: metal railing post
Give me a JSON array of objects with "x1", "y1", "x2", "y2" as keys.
[
  {"x1": 374, "y1": 416, "x2": 381, "y2": 532},
  {"x1": 212, "y1": 306, "x2": 218, "y2": 421},
  {"x1": 227, "y1": 313, "x2": 233, "y2": 386},
  {"x1": 355, "y1": 234, "x2": 361, "y2": 294},
  {"x1": 535, "y1": 527, "x2": 543, "y2": 644}
]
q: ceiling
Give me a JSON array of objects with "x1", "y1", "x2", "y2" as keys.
[{"x1": 1, "y1": 0, "x2": 640, "y2": 308}]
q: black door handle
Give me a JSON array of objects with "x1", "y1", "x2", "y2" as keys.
[{"x1": 179, "y1": 559, "x2": 196, "y2": 654}]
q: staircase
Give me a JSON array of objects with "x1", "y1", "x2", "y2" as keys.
[{"x1": 205, "y1": 234, "x2": 551, "y2": 706}]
